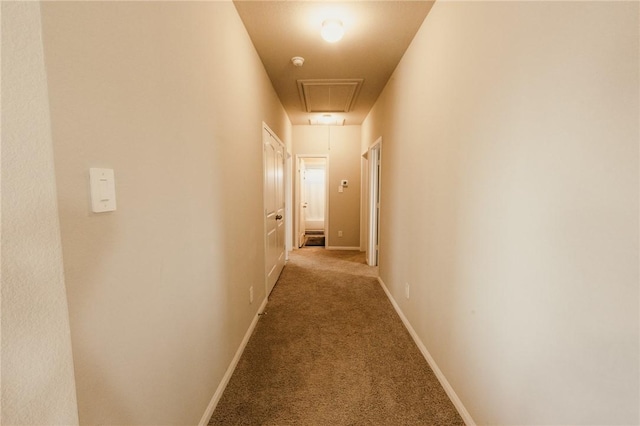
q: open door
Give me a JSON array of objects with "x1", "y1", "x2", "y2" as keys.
[
  {"x1": 367, "y1": 140, "x2": 381, "y2": 266},
  {"x1": 298, "y1": 159, "x2": 307, "y2": 248}
]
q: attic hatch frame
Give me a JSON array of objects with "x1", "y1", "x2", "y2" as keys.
[{"x1": 297, "y1": 79, "x2": 364, "y2": 113}]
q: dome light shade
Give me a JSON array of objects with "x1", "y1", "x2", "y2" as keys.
[
  {"x1": 308, "y1": 114, "x2": 345, "y2": 126},
  {"x1": 321, "y1": 19, "x2": 344, "y2": 43},
  {"x1": 320, "y1": 114, "x2": 333, "y2": 124}
]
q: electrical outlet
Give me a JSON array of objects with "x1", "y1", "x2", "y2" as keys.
[
  {"x1": 338, "y1": 230, "x2": 343, "y2": 237},
  {"x1": 249, "y1": 286, "x2": 254, "y2": 304},
  {"x1": 405, "y1": 282, "x2": 410, "y2": 300}
]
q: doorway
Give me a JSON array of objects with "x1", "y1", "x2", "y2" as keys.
[
  {"x1": 296, "y1": 156, "x2": 328, "y2": 248},
  {"x1": 367, "y1": 139, "x2": 381, "y2": 266}
]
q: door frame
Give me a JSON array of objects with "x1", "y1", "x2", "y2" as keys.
[
  {"x1": 297, "y1": 158, "x2": 307, "y2": 248},
  {"x1": 285, "y1": 151, "x2": 293, "y2": 257},
  {"x1": 366, "y1": 138, "x2": 381, "y2": 266},
  {"x1": 263, "y1": 122, "x2": 287, "y2": 297},
  {"x1": 295, "y1": 154, "x2": 329, "y2": 249}
]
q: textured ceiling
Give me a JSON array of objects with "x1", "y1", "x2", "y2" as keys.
[{"x1": 233, "y1": 1, "x2": 434, "y2": 125}]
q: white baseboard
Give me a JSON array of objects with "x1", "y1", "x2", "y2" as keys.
[
  {"x1": 377, "y1": 277, "x2": 476, "y2": 426},
  {"x1": 198, "y1": 296, "x2": 269, "y2": 426},
  {"x1": 325, "y1": 246, "x2": 362, "y2": 251}
]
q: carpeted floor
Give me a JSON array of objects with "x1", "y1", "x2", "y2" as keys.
[{"x1": 209, "y1": 248, "x2": 464, "y2": 425}]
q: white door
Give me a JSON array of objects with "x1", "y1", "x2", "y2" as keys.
[
  {"x1": 367, "y1": 141, "x2": 381, "y2": 266},
  {"x1": 298, "y1": 159, "x2": 307, "y2": 248},
  {"x1": 264, "y1": 126, "x2": 286, "y2": 295}
]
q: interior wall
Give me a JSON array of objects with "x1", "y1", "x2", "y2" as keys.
[
  {"x1": 40, "y1": 2, "x2": 290, "y2": 424},
  {"x1": 1, "y1": 2, "x2": 79, "y2": 424},
  {"x1": 292, "y1": 125, "x2": 361, "y2": 248},
  {"x1": 362, "y1": 2, "x2": 639, "y2": 425}
]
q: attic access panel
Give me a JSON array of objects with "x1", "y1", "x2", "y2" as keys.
[{"x1": 297, "y1": 79, "x2": 364, "y2": 113}]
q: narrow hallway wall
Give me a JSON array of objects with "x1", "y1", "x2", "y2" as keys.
[
  {"x1": 1, "y1": 2, "x2": 79, "y2": 424},
  {"x1": 363, "y1": 2, "x2": 639, "y2": 424},
  {"x1": 40, "y1": 2, "x2": 290, "y2": 424}
]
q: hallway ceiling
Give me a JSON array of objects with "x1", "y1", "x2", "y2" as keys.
[{"x1": 233, "y1": 1, "x2": 434, "y2": 126}]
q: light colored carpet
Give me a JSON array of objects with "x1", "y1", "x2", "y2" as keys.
[{"x1": 209, "y1": 248, "x2": 464, "y2": 425}]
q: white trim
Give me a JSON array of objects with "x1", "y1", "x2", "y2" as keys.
[
  {"x1": 326, "y1": 246, "x2": 362, "y2": 251},
  {"x1": 198, "y1": 296, "x2": 269, "y2": 426},
  {"x1": 376, "y1": 276, "x2": 476, "y2": 426},
  {"x1": 285, "y1": 149, "x2": 293, "y2": 258},
  {"x1": 367, "y1": 138, "x2": 382, "y2": 266},
  {"x1": 359, "y1": 155, "x2": 367, "y2": 252}
]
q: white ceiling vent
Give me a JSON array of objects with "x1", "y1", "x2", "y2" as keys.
[{"x1": 297, "y1": 79, "x2": 363, "y2": 113}]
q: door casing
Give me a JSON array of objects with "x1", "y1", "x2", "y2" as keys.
[{"x1": 367, "y1": 138, "x2": 381, "y2": 266}]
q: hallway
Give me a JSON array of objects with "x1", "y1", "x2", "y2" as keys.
[
  {"x1": 209, "y1": 249, "x2": 463, "y2": 425},
  {"x1": 3, "y1": 1, "x2": 638, "y2": 425}
]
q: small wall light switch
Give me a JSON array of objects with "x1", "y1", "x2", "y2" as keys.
[{"x1": 90, "y1": 168, "x2": 116, "y2": 213}]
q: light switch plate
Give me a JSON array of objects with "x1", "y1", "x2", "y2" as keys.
[{"x1": 90, "y1": 168, "x2": 116, "y2": 213}]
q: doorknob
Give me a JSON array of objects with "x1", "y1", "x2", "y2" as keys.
[{"x1": 275, "y1": 214, "x2": 283, "y2": 220}]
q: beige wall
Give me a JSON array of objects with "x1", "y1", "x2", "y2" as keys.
[
  {"x1": 293, "y1": 125, "x2": 361, "y2": 248},
  {"x1": 40, "y1": 2, "x2": 290, "y2": 424},
  {"x1": 363, "y1": 2, "x2": 639, "y2": 425},
  {"x1": 1, "y1": 2, "x2": 79, "y2": 424}
]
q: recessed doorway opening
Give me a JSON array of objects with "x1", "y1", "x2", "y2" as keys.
[{"x1": 296, "y1": 156, "x2": 328, "y2": 249}]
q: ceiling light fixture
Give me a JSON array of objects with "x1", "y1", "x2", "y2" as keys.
[
  {"x1": 321, "y1": 19, "x2": 344, "y2": 43},
  {"x1": 309, "y1": 115, "x2": 345, "y2": 126},
  {"x1": 320, "y1": 114, "x2": 334, "y2": 124}
]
